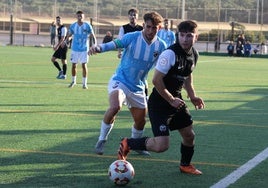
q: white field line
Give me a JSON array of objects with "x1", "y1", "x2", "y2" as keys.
[
  {"x1": 210, "y1": 147, "x2": 268, "y2": 188},
  {"x1": 0, "y1": 79, "x2": 106, "y2": 87}
]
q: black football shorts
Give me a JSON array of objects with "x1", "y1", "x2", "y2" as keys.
[{"x1": 148, "y1": 106, "x2": 193, "y2": 137}]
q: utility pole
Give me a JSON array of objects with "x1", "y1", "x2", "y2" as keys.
[
  {"x1": 261, "y1": 0, "x2": 263, "y2": 26},
  {"x1": 94, "y1": 0, "x2": 98, "y2": 36},
  {"x1": 256, "y1": 0, "x2": 259, "y2": 24},
  {"x1": 181, "y1": 0, "x2": 185, "y2": 20},
  {"x1": 216, "y1": 0, "x2": 221, "y2": 52},
  {"x1": 9, "y1": 0, "x2": 14, "y2": 45}
]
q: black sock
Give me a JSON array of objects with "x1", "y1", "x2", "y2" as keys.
[
  {"x1": 180, "y1": 143, "x2": 194, "y2": 166},
  {"x1": 127, "y1": 137, "x2": 148, "y2": 151},
  {"x1": 53, "y1": 61, "x2": 61, "y2": 71},
  {"x1": 62, "y1": 64, "x2": 67, "y2": 75}
]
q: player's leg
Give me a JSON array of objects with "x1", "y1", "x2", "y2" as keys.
[
  {"x1": 58, "y1": 46, "x2": 68, "y2": 79},
  {"x1": 179, "y1": 125, "x2": 195, "y2": 164},
  {"x1": 81, "y1": 51, "x2": 89, "y2": 89},
  {"x1": 68, "y1": 63, "x2": 77, "y2": 87},
  {"x1": 128, "y1": 99, "x2": 150, "y2": 155},
  {"x1": 118, "y1": 136, "x2": 169, "y2": 160},
  {"x1": 81, "y1": 63, "x2": 88, "y2": 89},
  {"x1": 68, "y1": 51, "x2": 77, "y2": 87},
  {"x1": 58, "y1": 58, "x2": 67, "y2": 79},
  {"x1": 179, "y1": 125, "x2": 202, "y2": 175},
  {"x1": 95, "y1": 87, "x2": 126, "y2": 155},
  {"x1": 118, "y1": 99, "x2": 170, "y2": 159},
  {"x1": 51, "y1": 55, "x2": 62, "y2": 78}
]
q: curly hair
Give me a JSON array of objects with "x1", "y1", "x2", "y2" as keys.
[{"x1": 143, "y1": 11, "x2": 163, "y2": 26}]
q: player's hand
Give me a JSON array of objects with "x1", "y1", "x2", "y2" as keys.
[
  {"x1": 88, "y1": 45, "x2": 101, "y2": 56},
  {"x1": 53, "y1": 46, "x2": 58, "y2": 51},
  {"x1": 117, "y1": 52, "x2": 122, "y2": 59},
  {"x1": 60, "y1": 43, "x2": 65, "y2": 48},
  {"x1": 169, "y1": 97, "x2": 185, "y2": 109},
  {"x1": 190, "y1": 97, "x2": 205, "y2": 110}
]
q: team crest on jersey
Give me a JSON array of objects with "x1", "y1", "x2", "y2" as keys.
[
  {"x1": 83, "y1": 30, "x2": 88, "y2": 34},
  {"x1": 153, "y1": 51, "x2": 159, "y2": 58},
  {"x1": 159, "y1": 124, "x2": 167, "y2": 132},
  {"x1": 159, "y1": 57, "x2": 168, "y2": 66}
]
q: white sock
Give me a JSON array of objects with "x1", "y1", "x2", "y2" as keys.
[
  {"x1": 72, "y1": 76, "x2": 77, "y2": 83},
  {"x1": 131, "y1": 126, "x2": 144, "y2": 138},
  {"x1": 82, "y1": 77, "x2": 87, "y2": 85},
  {"x1": 98, "y1": 121, "x2": 113, "y2": 141}
]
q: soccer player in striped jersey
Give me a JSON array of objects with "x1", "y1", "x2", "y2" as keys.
[
  {"x1": 89, "y1": 11, "x2": 167, "y2": 156},
  {"x1": 67, "y1": 10, "x2": 97, "y2": 89},
  {"x1": 51, "y1": 16, "x2": 68, "y2": 80},
  {"x1": 157, "y1": 18, "x2": 176, "y2": 47}
]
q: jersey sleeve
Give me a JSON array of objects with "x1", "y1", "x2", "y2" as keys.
[
  {"x1": 118, "y1": 26, "x2": 124, "y2": 39},
  {"x1": 61, "y1": 27, "x2": 67, "y2": 37},
  {"x1": 87, "y1": 23, "x2": 94, "y2": 34},
  {"x1": 171, "y1": 31, "x2": 176, "y2": 44},
  {"x1": 155, "y1": 49, "x2": 176, "y2": 74},
  {"x1": 118, "y1": 32, "x2": 138, "y2": 48},
  {"x1": 68, "y1": 23, "x2": 75, "y2": 35}
]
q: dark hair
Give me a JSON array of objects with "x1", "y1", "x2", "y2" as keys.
[
  {"x1": 76, "y1": 10, "x2": 83, "y2": 15},
  {"x1": 128, "y1": 8, "x2": 138, "y2": 15},
  {"x1": 56, "y1": 16, "x2": 61, "y2": 19},
  {"x1": 143, "y1": 11, "x2": 163, "y2": 26},
  {"x1": 178, "y1": 20, "x2": 198, "y2": 33}
]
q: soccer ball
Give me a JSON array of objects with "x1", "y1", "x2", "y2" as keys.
[{"x1": 108, "y1": 160, "x2": 135, "y2": 185}]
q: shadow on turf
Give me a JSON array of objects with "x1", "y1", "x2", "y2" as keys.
[{"x1": 0, "y1": 88, "x2": 267, "y2": 187}]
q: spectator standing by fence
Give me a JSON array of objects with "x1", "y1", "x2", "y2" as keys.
[
  {"x1": 50, "y1": 21, "x2": 56, "y2": 47},
  {"x1": 214, "y1": 37, "x2": 220, "y2": 52}
]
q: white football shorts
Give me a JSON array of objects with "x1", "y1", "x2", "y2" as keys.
[
  {"x1": 70, "y1": 51, "x2": 89, "y2": 64},
  {"x1": 107, "y1": 78, "x2": 147, "y2": 109}
]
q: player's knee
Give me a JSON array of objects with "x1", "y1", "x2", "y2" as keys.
[
  {"x1": 109, "y1": 105, "x2": 121, "y2": 114},
  {"x1": 154, "y1": 144, "x2": 169, "y2": 153},
  {"x1": 153, "y1": 139, "x2": 169, "y2": 152},
  {"x1": 184, "y1": 131, "x2": 195, "y2": 143}
]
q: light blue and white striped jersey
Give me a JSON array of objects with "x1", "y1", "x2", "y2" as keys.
[
  {"x1": 157, "y1": 29, "x2": 176, "y2": 47},
  {"x1": 113, "y1": 31, "x2": 167, "y2": 92},
  {"x1": 69, "y1": 22, "x2": 94, "y2": 52}
]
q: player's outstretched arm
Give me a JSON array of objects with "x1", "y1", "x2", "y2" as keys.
[{"x1": 88, "y1": 40, "x2": 118, "y2": 56}]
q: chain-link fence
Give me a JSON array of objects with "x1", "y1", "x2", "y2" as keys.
[{"x1": 0, "y1": 1, "x2": 267, "y2": 24}]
